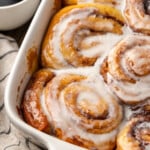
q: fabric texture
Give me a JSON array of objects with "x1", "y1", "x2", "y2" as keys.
[{"x1": 0, "y1": 34, "x2": 43, "y2": 150}]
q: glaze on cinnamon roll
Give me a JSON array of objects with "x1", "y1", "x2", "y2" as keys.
[
  {"x1": 100, "y1": 35, "x2": 150, "y2": 104},
  {"x1": 42, "y1": 73, "x2": 123, "y2": 150},
  {"x1": 41, "y1": 3, "x2": 124, "y2": 69},
  {"x1": 117, "y1": 115, "x2": 150, "y2": 150},
  {"x1": 124, "y1": 0, "x2": 150, "y2": 35},
  {"x1": 22, "y1": 69, "x2": 55, "y2": 132},
  {"x1": 22, "y1": 69, "x2": 123, "y2": 149}
]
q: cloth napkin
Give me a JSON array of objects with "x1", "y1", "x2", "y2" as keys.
[{"x1": 0, "y1": 34, "x2": 44, "y2": 150}]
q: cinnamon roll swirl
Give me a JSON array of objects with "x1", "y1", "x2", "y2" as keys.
[
  {"x1": 117, "y1": 115, "x2": 150, "y2": 150},
  {"x1": 22, "y1": 69, "x2": 123, "y2": 149},
  {"x1": 42, "y1": 73, "x2": 123, "y2": 150},
  {"x1": 41, "y1": 3, "x2": 124, "y2": 69},
  {"x1": 124, "y1": 0, "x2": 150, "y2": 35},
  {"x1": 100, "y1": 35, "x2": 150, "y2": 104}
]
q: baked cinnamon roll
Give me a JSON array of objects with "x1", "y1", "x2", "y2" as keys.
[
  {"x1": 43, "y1": 73, "x2": 123, "y2": 150},
  {"x1": 100, "y1": 35, "x2": 150, "y2": 104},
  {"x1": 124, "y1": 0, "x2": 150, "y2": 35},
  {"x1": 117, "y1": 115, "x2": 150, "y2": 150},
  {"x1": 22, "y1": 69, "x2": 123, "y2": 149},
  {"x1": 41, "y1": 3, "x2": 124, "y2": 69}
]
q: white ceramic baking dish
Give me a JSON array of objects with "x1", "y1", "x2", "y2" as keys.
[{"x1": 4, "y1": 0, "x2": 85, "y2": 149}]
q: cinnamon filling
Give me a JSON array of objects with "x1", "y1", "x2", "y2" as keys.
[
  {"x1": 126, "y1": 101, "x2": 149, "y2": 119},
  {"x1": 131, "y1": 118, "x2": 150, "y2": 149},
  {"x1": 144, "y1": 0, "x2": 150, "y2": 15}
]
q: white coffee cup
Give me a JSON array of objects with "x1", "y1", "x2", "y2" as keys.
[{"x1": 0, "y1": 0, "x2": 40, "y2": 30}]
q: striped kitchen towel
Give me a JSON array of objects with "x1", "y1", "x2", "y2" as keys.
[{"x1": 0, "y1": 34, "x2": 43, "y2": 150}]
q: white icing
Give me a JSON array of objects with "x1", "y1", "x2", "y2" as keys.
[
  {"x1": 137, "y1": 122, "x2": 150, "y2": 129},
  {"x1": 107, "y1": 73, "x2": 150, "y2": 102},
  {"x1": 48, "y1": 5, "x2": 126, "y2": 68},
  {"x1": 146, "y1": 145, "x2": 150, "y2": 150},
  {"x1": 77, "y1": 91, "x2": 99, "y2": 105},
  {"x1": 78, "y1": 32, "x2": 123, "y2": 58},
  {"x1": 124, "y1": 106, "x2": 133, "y2": 120},
  {"x1": 51, "y1": 7, "x2": 98, "y2": 66},
  {"x1": 121, "y1": 47, "x2": 150, "y2": 80},
  {"x1": 125, "y1": 0, "x2": 150, "y2": 32},
  {"x1": 106, "y1": 35, "x2": 150, "y2": 102},
  {"x1": 40, "y1": 68, "x2": 122, "y2": 147},
  {"x1": 25, "y1": 90, "x2": 43, "y2": 121}
]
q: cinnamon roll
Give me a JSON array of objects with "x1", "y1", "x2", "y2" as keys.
[
  {"x1": 41, "y1": 3, "x2": 125, "y2": 69},
  {"x1": 22, "y1": 69, "x2": 55, "y2": 133},
  {"x1": 124, "y1": 0, "x2": 150, "y2": 35},
  {"x1": 22, "y1": 69, "x2": 123, "y2": 150},
  {"x1": 100, "y1": 35, "x2": 150, "y2": 104},
  {"x1": 42, "y1": 73, "x2": 123, "y2": 150},
  {"x1": 117, "y1": 115, "x2": 150, "y2": 150}
]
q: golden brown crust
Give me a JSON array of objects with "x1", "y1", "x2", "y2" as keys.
[{"x1": 22, "y1": 69, "x2": 55, "y2": 132}]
